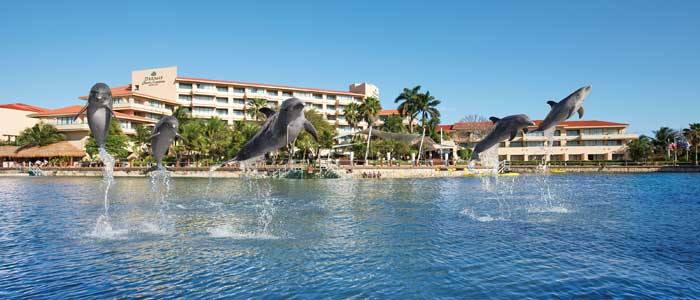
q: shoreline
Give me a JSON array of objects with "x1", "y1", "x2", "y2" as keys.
[{"x1": 1, "y1": 165, "x2": 699, "y2": 179}]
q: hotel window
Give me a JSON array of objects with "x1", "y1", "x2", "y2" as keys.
[
  {"x1": 233, "y1": 98, "x2": 245, "y2": 105},
  {"x1": 499, "y1": 142, "x2": 506, "y2": 147},
  {"x1": 178, "y1": 95, "x2": 192, "y2": 102},
  {"x1": 526, "y1": 131, "x2": 544, "y2": 137},
  {"x1": 193, "y1": 107, "x2": 214, "y2": 114},
  {"x1": 566, "y1": 130, "x2": 580, "y2": 136},
  {"x1": 338, "y1": 95, "x2": 352, "y2": 101},
  {"x1": 510, "y1": 155, "x2": 525, "y2": 161},
  {"x1": 527, "y1": 141, "x2": 544, "y2": 147},
  {"x1": 552, "y1": 141, "x2": 561, "y2": 146},
  {"x1": 57, "y1": 117, "x2": 74, "y2": 125},
  {"x1": 267, "y1": 90, "x2": 279, "y2": 96},
  {"x1": 294, "y1": 91, "x2": 311, "y2": 98},
  {"x1": 606, "y1": 140, "x2": 622, "y2": 146},
  {"x1": 509, "y1": 142, "x2": 523, "y2": 147},
  {"x1": 282, "y1": 91, "x2": 293, "y2": 97},
  {"x1": 120, "y1": 121, "x2": 130, "y2": 129},
  {"x1": 233, "y1": 87, "x2": 245, "y2": 93},
  {"x1": 216, "y1": 97, "x2": 229, "y2": 104},
  {"x1": 194, "y1": 95, "x2": 214, "y2": 101},
  {"x1": 327, "y1": 115, "x2": 337, "y2": 121},
  {"x1": 554, "y1": 130, "x2": 561, "y2": 136},
  {"x1": 327, "y1": 105, "x2": 336, "y2": 110},
  {"x1": 312, "y1": 94, "x2": 323, "y2": 99},
  {"x1": 248, "y1": 88, "x2": 262, "y2": 94},
  {"x1": 113, "y1": 98, "x2": 125, "y2": 105},
  {"x1": 567, "y1": 141, "x2": 581, "y2": 146},
  {"x1": 178, "y1": 83, "x2": 192, "y2": 90},
  {"x1": 337, "y1": 105, "x2": 346, "y2": 110},
  {"x1": 216, "y1": 109, "x2": 228, "y2": 116},
  {"x1": 233, "y1": 110, "x2": 245, "y2": 117},
  {"x1": 583, "y1": 128, "x2": 604, "y2": 135},
  {"x1": 148, "y1": 100, "x2": 164, "y2": 108},
  {"x1": 354, "y1": 97, "x2": 362, "y2": 102},
  {"x1": 217, "y1": 86, "x2": 229, "y2": 93},
  {"x1": 198, "y1": 84, "x2": 215, "y2": 90},
  {"x1": 568, "y1": 154, "x2": 582, "y2": 161},
  {"x1": 312, "y1": 104, "x2": 323, "y2": 110},
  {"x1": 146, "y1": 113, "x2": 161, "y2": 120},
  {"x1": 339, "y1": 125, "x2": 351, "y2": 132},
  {"x1": 327, "y1": 95, "x2": 337, "y2": 101},
  {"x1": 165, "y1": 105, "x2": 173, "y2": 111},
  {"x1": 338, "y1": 115, "x2": 346, "y2": 121},
  {"x1": 584, "y1": 140, "x2": 605, "y2": 146}
]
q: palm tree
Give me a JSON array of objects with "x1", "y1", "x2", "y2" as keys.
[
  {"x1": 246, "y1": 98, "x2": 268, "y2": 121},
  {"x1": 395, "y1": 85, "x2": 421, "y2": 133},
  {"x1": 343, "y1": 102, "x2": 361, "y2": 133},
  {"x1": 652, "y1": 127, "x2": 678, "y2": 159},
  {"x1": 16, "y1": 122, "x2": 66, "y2": 150},
  {"x1": 627, "y1": 135, "x2": 653, "y2": 162},
  {"x1": 172, "y1": 106, "x2": 191, "y2": 125},
  {"x1": 359, "y1": 97, "x2": 381, "y2": 163},
  {"x1": 683, "y1": 123, "x2": 700, "y2": 165},
  {"x1": 414, "y1": 91, "x2": 441, "y2": 162}
]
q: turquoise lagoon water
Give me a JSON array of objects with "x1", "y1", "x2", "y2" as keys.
[{"x1": 1, "y1": 174, "x2": 699, "y2": 299}]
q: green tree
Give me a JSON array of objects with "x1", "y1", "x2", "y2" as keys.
[
  {"x1": 359, "y1": 97, "x2": 381, "y2": 162},
  {"x1": 682, "y1": 123, "x2": 700, "y2": 165},
  {"x1": 16, "y1": 122, "x2": 66, "y2": 150},
  {"x1": 395, "y1": 85, "x2": 421, "y2": 133},
  {"x1": 381, "y1": 114, "x2": 407, "y2": 133},
  {"x1": 172, "y1": 106, "x2": 191, "y2": 125},
  {"x1": 295, "y1": 109, "x2": 335, "y2": 159},
  {"x1": 227, "y1": 121, "x2": 261, "y2": 159},
  {"x1": 652, "y1": 127, "x2": 679, "y2": 159},
  {"x1": 180, "y1": 117, "x2": 232, "y2": 164},
  {"x1": 414, "y1": 91, "x2": 441, "y2": 161},
  {"x1": 85, "y1": 119, "x2": 129, "y2": 159},
  {"x1": 130, "y1": 125, "x2": 152, "y2": 160},
  {"x1": 343, "y1": 102, "x2": 361, "y2": 132},
  {"x1": 627, "y1": 135, "x2": 654, "y2": 162},
  {"x1": 246, "y1": 98, "x2": 269, "y2": 121}
]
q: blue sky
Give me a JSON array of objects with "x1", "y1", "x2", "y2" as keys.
[{"x1": 1, "y1": 0, "x2": 698, "y2": 135}]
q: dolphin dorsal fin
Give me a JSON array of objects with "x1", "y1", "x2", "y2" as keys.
[
  {"x1": 577, "y1": 106, "x2": 584, "y2": 119},
  {"x1": 259, "y1": 107, "x2": 275, "y2": 118},
  {"x1": 547, "y1": 100, "x2": 558, "y2": 107},
  {"x1": 489, "y1": 117, "x2": 500, "y2": 124}
]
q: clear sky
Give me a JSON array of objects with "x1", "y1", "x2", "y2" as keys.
[{"x1": 1, "y1": 0, "x2": 698, "y2": 135}]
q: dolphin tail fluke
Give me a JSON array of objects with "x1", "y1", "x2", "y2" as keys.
[
  {"x1": 143, "y1": 165, "x2": 163, "y2": 174},
  {"x1": 219, "y1": 158, "x2": 238, "y2": 168}
]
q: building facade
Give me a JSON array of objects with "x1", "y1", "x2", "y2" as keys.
[
  {"x1": 448, "y1": 120, "x2": 639, "y2": 161},
  {"x1": 89, "y1": 66, "x2": 379, "y2": 135},
  {"x1": 0, "y1": 103, "x2": 47, "y2": 142}
]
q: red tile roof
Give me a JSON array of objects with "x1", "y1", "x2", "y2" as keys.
[
  {"x1": 378, "y1": 109, "x2": 400, "y2": 116},
  {"x1": 176, "y1": 77, "x2": 365, "y2": 97},
  {"x1": 0, "y1": 103, "x2": 48, "y2": 112},
  {"x1": 28, "y1": 105, "x2": 156, "y2": 123},
  {"x1": 435, "y1": 125, "x2": 454, "y2": 131}
]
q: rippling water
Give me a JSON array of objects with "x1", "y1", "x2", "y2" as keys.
[{"x1": 1, "y1": 174, "x2": 699, "y2": 299}]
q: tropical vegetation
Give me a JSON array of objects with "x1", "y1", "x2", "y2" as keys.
[{"x1": 16, "y1": 122, "x2": 66, "y2": 150}]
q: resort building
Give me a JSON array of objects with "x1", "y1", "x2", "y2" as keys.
[
  {"x1": 80, "y1": 66, "x2": 379, "y2": 135},
  {"x1": 448, "y1": 120, "x2": 639, "y2": 161},
  {"x1": 0, "y1": 103, "x2": 47, "y2": 142},
  {"x1": 28, "y1": 105, "x2": 156, "y2": 149}
]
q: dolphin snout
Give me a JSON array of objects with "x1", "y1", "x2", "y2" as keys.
[{"x1": 584, "y1": 85, "x2": 592, "y2": 91}]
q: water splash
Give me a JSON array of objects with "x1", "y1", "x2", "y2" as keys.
[
  {"x1": 148, "y1": 169, "x2": 173, "y2": 233},
  {"x1": 90, "y1": 147, "x2": 116, "y2": 237}
]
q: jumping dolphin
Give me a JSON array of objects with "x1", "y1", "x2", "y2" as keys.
[
  {"x1": 220, "y1": 97, "x2": 318, "y2": 166},
  {"x1": 470, "y1": 114, "x2": 536, "y2": 162},
  {"x1": 74, "y1": 83, "x2": 115, "y2": 148},
  {"x1": 144, "y1": 116, "x2": 184, "y2": 173},
  {"x1": 535, "y1": 86, "x2": 591, "y2": 132}
]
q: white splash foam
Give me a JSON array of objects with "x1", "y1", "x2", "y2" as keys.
[
  {"x1": 86, "y1": 215, "x2": 128, "y2": 240},
  {"x1": 460, "y1": 209, "x2": 505, "y2": 222},
  {"x1": 527, "y1": 206, "x2": 570, "y2": 214},
  {"x1": 207, "y1": 224, "x2": 279, "y2": 239}
]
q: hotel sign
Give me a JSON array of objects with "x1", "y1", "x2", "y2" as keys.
[{"x1": 142, "y1": 71, "x2": 166, "y2": 86}]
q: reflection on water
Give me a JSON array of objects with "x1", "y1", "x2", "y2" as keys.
[{"x1": 1, "y1": 174, "x2": 700, "y2": 298}]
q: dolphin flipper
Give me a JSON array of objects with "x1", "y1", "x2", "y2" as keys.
[
  {"x1": 547, "y1": 100, "x2": 557, "y2": 107},
  {"x1": 175, "y1": 133, "x2": 187, "y2": 142},
  {"x1": 148, "y1": 132, "x2": 161, "y2": 141},
  {"x1": 304, "y1": 120, "x2": 319, "y2": 141},
  {"x1": 577, "y1": 107, "x2": 584, "y2": 118},
  {"x1": 73, "y1": 105, "x2": 88, "y2": 121},
  {"x1": 106, "y1": 107, "x2": 116, "y2": 117},
  {"x1": 509, "y1": 131, "x2": 518, "y2": 141}
]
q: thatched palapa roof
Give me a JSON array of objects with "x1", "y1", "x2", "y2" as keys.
[{"x1": 0, "y1": 141, "x2": 86, "y2": 158}]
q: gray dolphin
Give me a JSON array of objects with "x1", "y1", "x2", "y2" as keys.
[
  {"x1": 74, "y1": 83, "x2": 115, "y2": 148},
  {"x1": 220, "y1": 97, "x2": 318, "y2": 166},
  {"x1": 535, "y1": 86, "x2": 591, "y2": 132},
  {"x1": 144, "y1": 116, "x2": 184, "y2": 173},
  {"x1": 469, "y1": 114, "x2": 535, "y2": 161}
]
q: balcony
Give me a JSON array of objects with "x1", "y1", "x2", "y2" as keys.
[
  {"x1": 54, "y1": 123, "x2": 90, "y2": 132},
  {"x1": 114, "y1": 102, "x2": 171, "y2": 115}
]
